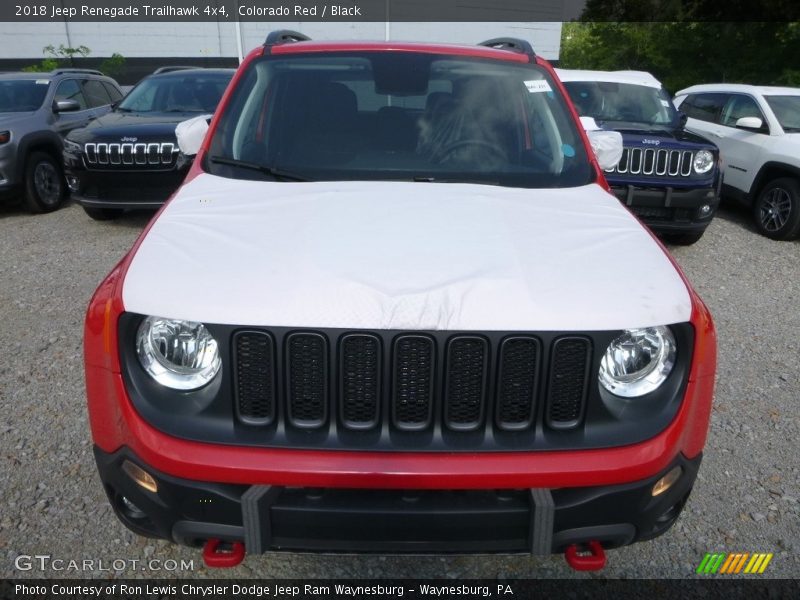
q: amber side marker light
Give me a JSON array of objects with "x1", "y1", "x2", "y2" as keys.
[
  {"x1": 122, "y1": 460, "x2": 158, "y2": 493},
  {"x1": 652, "y1": 466, "x2": 682, "y2": 497}
]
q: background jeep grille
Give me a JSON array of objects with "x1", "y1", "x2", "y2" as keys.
[
  {"x1": 606, "y1": 147, "x2": 694, "y2": 177},
  {"x1": 83, "y1": 142, "x2": 178, "y2": 170}
]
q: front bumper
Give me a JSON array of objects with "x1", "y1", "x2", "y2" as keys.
[
  {"x1": 95, "y1": 446, "x2": 701, "y2": 554},
  {"x1": 0, "y1": 144, "x2": 19, "y2": 198},
  {"x1": 63, "y1": 162, "x2": 187, "y2": 210},
  {"x1": 611, "y1": 185, "x2": 720, "y2": 234}
]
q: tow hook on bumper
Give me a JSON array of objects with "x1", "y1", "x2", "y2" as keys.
[
  {"x1": 565, "y1": 541, "x2": 606, "y2": 571},
  {"x1": 202, "y1": 539, "x2": 246, "y2": 568}
]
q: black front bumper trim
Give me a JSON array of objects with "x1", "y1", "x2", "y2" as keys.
[{"x1": 94, "y1": 446, "x2": 701, "y2": 555}]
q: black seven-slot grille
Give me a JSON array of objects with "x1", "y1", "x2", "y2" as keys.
[
  {"x1": 233, "y1": 329, "x2": 592, "y2": 435},
  {"x1": 122, "y1": 315, "x2": 691, "y2": 452}
]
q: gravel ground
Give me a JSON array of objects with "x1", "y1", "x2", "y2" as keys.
[{"x1": 0, "y1": 198, "x2": 798, "y2": 580}]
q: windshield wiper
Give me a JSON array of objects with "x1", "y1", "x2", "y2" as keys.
[{"x1": 208, "y1": 155, "x2": 309, "y2": 182}]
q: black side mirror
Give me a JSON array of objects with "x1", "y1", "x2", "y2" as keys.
[
  {"x1": 678, "y1": 111, "x2": 688, "y2": 128},
  {"x1": 53, "y1": 99, "x2": 81, "y2": 113}
]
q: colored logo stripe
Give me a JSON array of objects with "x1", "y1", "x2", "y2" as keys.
[{"x1": 697, "y1": 552, "x2": 773, "y2": 574}]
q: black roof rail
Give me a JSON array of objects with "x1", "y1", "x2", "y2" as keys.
[
  {"x1": 478, "y1": 37, "x2": 535, "y2": 57},
  {"x1": 152, "y1": 66, "x2": 198, "y2": 75},
  {"x1": 49, "y1": 68, "x2": 105, "y2": 76},
  {"x1": 264, "y1": 30, "x2": 311, "y2": 46}
]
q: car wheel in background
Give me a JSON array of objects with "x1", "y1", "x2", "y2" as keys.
[
  {"x1": 23, "y1": 151, "x2": 65, "y2": 213},
  {"x1": 754, "y1": 178, "x2": 800, "y2": 240},
  {"x1": 83, "y1": 206, "x2": 124, "y2": 221}
]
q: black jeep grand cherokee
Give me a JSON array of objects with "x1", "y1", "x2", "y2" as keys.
[{"x1": 63, "y1": 68, "x2": 234, "y2": 220}]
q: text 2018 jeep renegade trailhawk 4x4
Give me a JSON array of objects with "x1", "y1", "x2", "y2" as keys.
[{"x1": 84, "y1": 32, "x2": 717, "y2": 571}]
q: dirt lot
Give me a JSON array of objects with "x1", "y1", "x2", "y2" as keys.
[{"x1": 1, "y1": 198, "x2": 798, "y2": 579}]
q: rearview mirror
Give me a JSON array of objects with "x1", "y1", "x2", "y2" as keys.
[
  {"x1": 176, "y1": 114, "x2": 211, "y2": 156},
  {"x1": 579, "y1": 117, "x2": 624, "y2": 171},
  {"x1": 53, "y1": 99, "x2": 80, "y2": 113},
  {"x1": 735, "y1": 116, "x2": 763, "y2": 131}
]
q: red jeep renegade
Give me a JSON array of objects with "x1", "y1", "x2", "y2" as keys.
[{"x1": 84, "y1": 31, "x2": 716, "y2": 570}]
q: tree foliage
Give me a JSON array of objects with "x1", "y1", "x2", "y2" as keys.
[
  {"x1": 21, "y1": 45, "x2": 126, "y2": 78},
  {"x1": 560, "y1": 22, "x2": 800, "y2": 92}
]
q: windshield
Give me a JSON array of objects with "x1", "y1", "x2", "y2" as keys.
[
  {"x1": 118, "y1": 72, "x2": 231, "y2": 114},
  {"x1": 206, "y1": 53, "x2": 592, "y2": 188},
  {"x1": 764, "y1": 95, "x2": 800, "y2": 132},
  {"x1": 563, "y1": 81, "x2": 678, "y2": 128},
  {"x1": 0, "y1": 80, "x2": 49, "y2": 112}
]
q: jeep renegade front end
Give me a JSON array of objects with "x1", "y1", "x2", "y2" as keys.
[{"x1": 84, "y1": 32, "x2": 716, "y2": 570}]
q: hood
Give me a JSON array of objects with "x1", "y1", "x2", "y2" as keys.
[
  {"x1": 610, "y1": 126, "x2": 716, "y2": 149},
  {"x1": 122, "y1": 174, "x2": 692, "y2": 331},
  {"x1": 67, "y1": 111, "x2": 195, "y2": 143},
  {"x1": 0, "y1": 111, "x2": 37, "y2": 126}
]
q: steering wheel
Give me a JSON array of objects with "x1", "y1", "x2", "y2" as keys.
[{"x1": 436, "y1": 139, "x2": 507, "y2": 165}]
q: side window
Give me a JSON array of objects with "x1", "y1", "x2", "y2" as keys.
[
  {"x1": 82, "y1": 79, "x2": 112, "y2": 108},
  {"x1": 54, "y1": 79, "x2": 87, "y2": 110},
  {"x1": 101, "y1": 81, "x2": 123, "y2": 103},
  {"x1": 681, "y1": 93, "x2": 727, "y2": 123},
  {"x1": 720, "y1": 94, "x2": 766, "y2": 129}
]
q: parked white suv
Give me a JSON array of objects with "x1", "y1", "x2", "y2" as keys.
[{"x1": 673, "y1": 84, "x2": 800, "y2": 240}]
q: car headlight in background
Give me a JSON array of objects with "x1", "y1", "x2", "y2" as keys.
[
  {"x1": 599, "y1": 326, "x2": 676, "y2": 397},
  {"x1": 0, "y1": 131, "x2": 10, "y2": 145},
  {"x1": 63, "y1": 139, "x2": 82, "y2": 153},
  {"x1": 693, "y1": 150, "x2": 714, "y2": 174},
  {"x1": 136, "y1": 316, "x2": 221, "y2": 390}
]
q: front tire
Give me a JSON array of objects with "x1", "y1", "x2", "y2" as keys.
[
  {"x1": 83, "y1": 206, "x2": 123, "y2": 221},
  {"x1": 23, "y1": 151, "x2": 65, "y2": 213},
  {"x1": 754, "y1": 178, "x2": 800, "y2": 240}
]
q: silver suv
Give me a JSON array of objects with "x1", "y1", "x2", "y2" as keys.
[
  {"x1": 674, "y1": 84, "x2": 800, "y2": 240},
  {"x1": 0, "y1": 69, "x2": 122, "y2": 213}
]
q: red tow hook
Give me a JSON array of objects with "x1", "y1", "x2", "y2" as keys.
[
  {"x1": 565, "y1": 540, "x2": 607, "y2": 571},
  {"x1": 202, "y1": 539, "x2": 246, "y2": 568}
]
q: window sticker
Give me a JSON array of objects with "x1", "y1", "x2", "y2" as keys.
[
  {"x1": 660, "y1": 99, "x2": 670, "y2": 107},
  {"x1": 562, "y1": 143, "x2": 576, "y2": 157},
  {"x1": 524, "y1": 80, "x2": 552, "y2": 93},
  {"x1": 35, "y1": 79, "x2": 49, "y2": 85}
]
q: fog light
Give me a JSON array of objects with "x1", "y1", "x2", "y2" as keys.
[
  {"x1": 122, "y1": 460, "x2": 158, "y2": 493},
  {"x1": 67, "y1": 176, "x2": 80, "y2": 191},
  {"x1": 699, "y1": 204, "x2": 712, "y2": 215},
  {"x1": 652, "y1": 466, "x2": 682, "y2": 496}
]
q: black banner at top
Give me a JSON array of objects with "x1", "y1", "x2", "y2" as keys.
[{"x1": 0, "y1": 0, "x2": 797, "y2": 22}]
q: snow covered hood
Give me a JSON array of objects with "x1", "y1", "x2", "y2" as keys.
[{"x1": 122, "y1": 174, "x2": 691, "y2": 331}]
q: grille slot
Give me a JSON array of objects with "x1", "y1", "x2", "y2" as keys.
[
  {"x1": 547, "y1": 337, "x2": 591, "y2": 429},
  {"x1": 444, "y1": 336, "x2": 488, "y2": 431},
  {"x1": 340, "y1": 334, "x2": 381, "y2": 429},
  {"x1": 496, "y1": 337, "x2": 540, "y2": 430},
  {"x1": 392, "y1": 335, "x2": 435, "y2": 430},
  {"x1": 286, "y1": 332, "x2": 328, "y2": 428},
  {"x1": 233, "y1": 331, "x2": 276, "y2": 424}
]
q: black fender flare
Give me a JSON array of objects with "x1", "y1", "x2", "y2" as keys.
[{"x1": 750, "y1": 161, "x2": 800, "y2": 199}]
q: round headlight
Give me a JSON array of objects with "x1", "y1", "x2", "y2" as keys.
[
  {"x1": 599, "y1": 326, "x2": 676, "y2": 398},
  {"x1": 693, "y1": 150, "x2": 714, "y2": 174},
  {"x1": 136, "y1": 316, "x2": 221, "y2": 390}
]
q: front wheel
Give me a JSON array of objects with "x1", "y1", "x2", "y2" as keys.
[
  {"x1": 754, "y1": 178, "x2": 800, "y2": 240},
  {"x1": 23, "y1": 151, "x2": 65, "y2": 213}
]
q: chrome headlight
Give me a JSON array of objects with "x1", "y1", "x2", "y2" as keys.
[
  {"x1": 136, "y1": 316, "x2": 221, "y2": 390},
  {"x1": 599, "y1": 326, "x2": 676, "y2": 397},
  {"x1": 693, "y1": 150, "x2": 714, "y2": 174}
]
